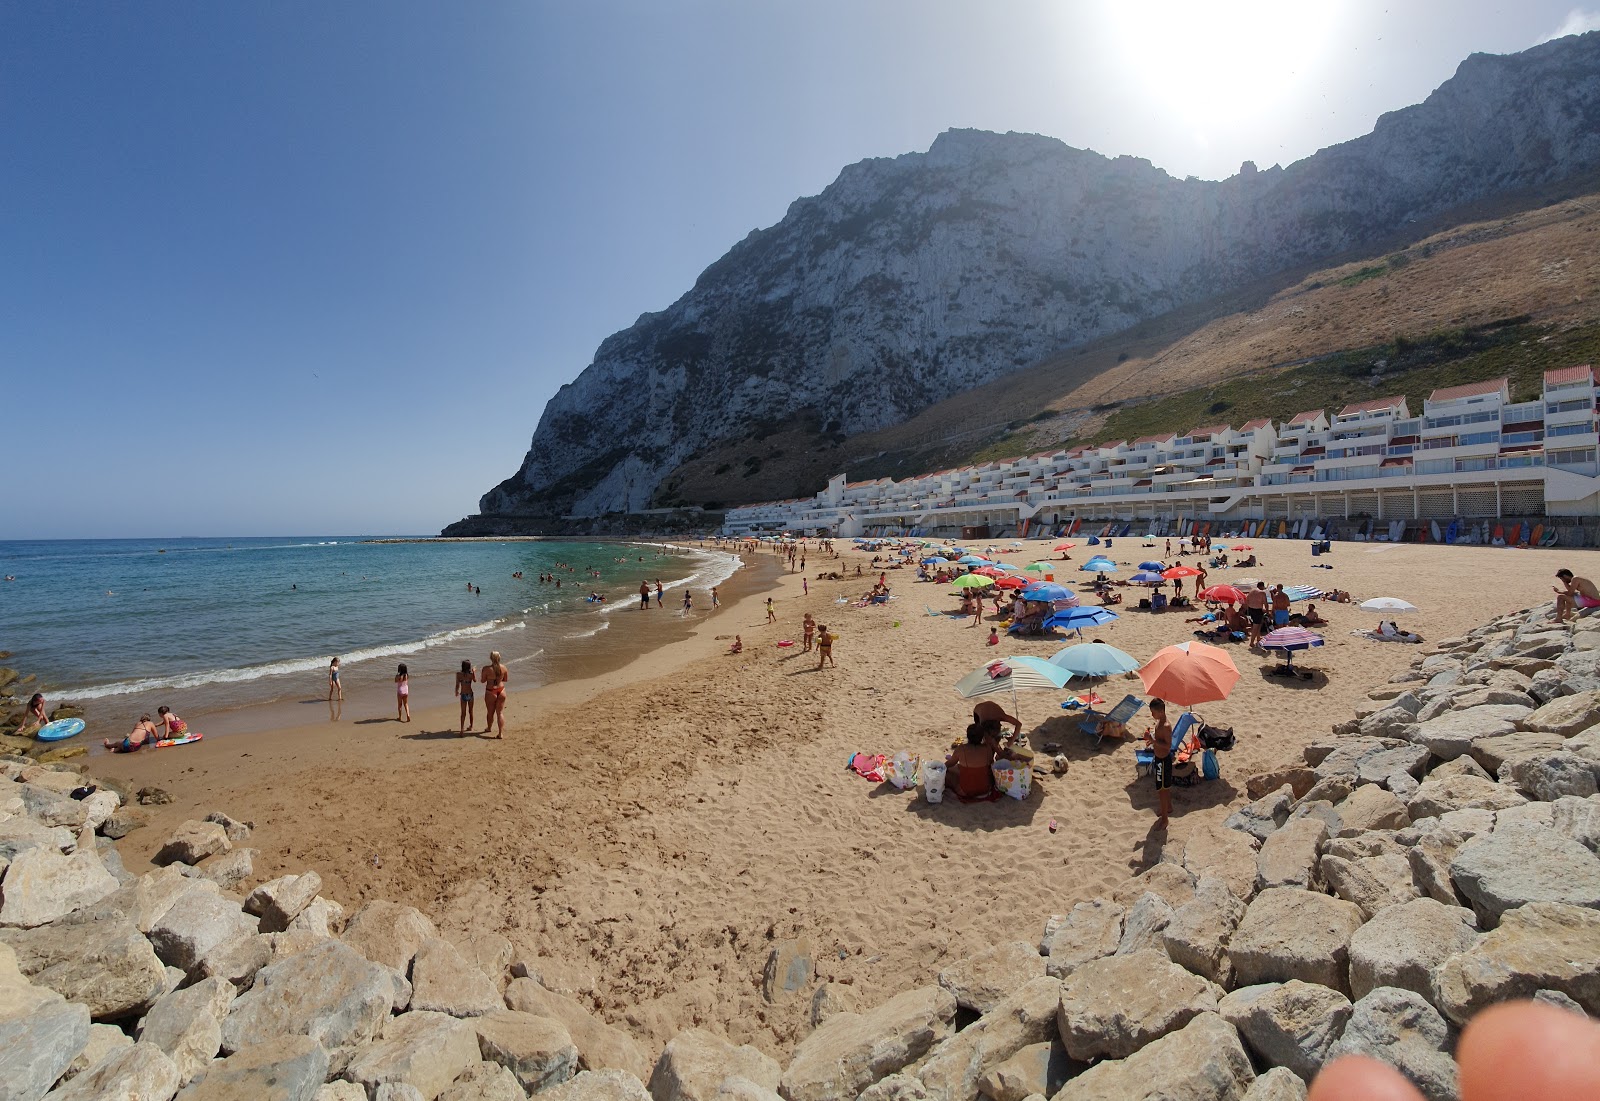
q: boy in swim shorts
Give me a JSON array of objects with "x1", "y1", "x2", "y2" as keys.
[{"x1": 1553, "y1": 569, "x2": 1600, "y2": 622}]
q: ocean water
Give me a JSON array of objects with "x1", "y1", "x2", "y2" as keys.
[{"x1": 0, "y1": 537, "x2": 741, "y2": 725}]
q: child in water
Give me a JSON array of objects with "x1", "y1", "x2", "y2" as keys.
[{"x1": 395, "y1": 663, "x2": 411, "y2": 722}]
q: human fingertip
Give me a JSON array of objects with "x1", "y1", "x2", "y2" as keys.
[
  {"x1": 1309, "y1": 1054, "x2": 1426, "y2": 1101},
  {"x1": 1458, "y1": 999, "x2": 1600, "y2": 1101}
]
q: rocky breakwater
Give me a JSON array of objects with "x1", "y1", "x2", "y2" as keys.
[{"x1": 4, "y1": 599, "x2": 1600, "y2": 1101}]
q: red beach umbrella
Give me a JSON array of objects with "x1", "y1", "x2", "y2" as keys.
[
  {"x1": 1162, "y1": 566, "x2": 1202, "y2": 579},
  {"x1": 1052, "y1": 542, "x2": 1077, "y2": 551},
  {"x1": 1200, "y1": 584, "x2": 1246, "y2": 604},
  {"x1": 992, "y1": 575, "x2": 1028, "y2": 589}
]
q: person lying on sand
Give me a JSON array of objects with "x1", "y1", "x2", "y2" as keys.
[
  {"x1": 1291, "y1": 603, "x2": 1328, "y2": 627},
  {"x1": 105, "y1": 714, "x2": 157, "y2": 753}
]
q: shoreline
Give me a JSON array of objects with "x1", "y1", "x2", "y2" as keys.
[{"x1": 81, "y1": 537, "x2": 1567, "y2": 1057}]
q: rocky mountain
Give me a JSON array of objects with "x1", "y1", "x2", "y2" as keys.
[{"x1": 463, "y1": 31, "x2": 1600, "y2": 525}]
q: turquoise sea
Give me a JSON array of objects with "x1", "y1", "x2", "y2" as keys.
[{"x1": 0, "y1": 537, "x2": 741, "y2": 729}]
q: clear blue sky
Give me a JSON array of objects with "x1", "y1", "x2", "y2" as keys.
[{"x1": 3, "y1": 2, "x2": 1595, "y2": 538}]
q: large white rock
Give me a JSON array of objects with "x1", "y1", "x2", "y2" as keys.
[
  {"x1": 1255, "y1": 818, "x2": 1327, "y2": 892},
  {"x1": 137, "y1": 975, "x2": 236, "y2": 1085},
  {"x1": 1407, "y1": 774, "x2": 1527, "y2": 819},
  {"x1": 917, "y1": 976, "x2": 1059, "y2": 1101},
  {"x1": 437, "y1": 1061, "x2": 527, "y2": 1101},
  {"x1": 1163, "y1": 875, "x2": 1246, "y2": 986},
  {"x1": 243, "y1": 873, "x2": 322, "y2": 934},
  {"x1": 1319, "y1": 853, "x2": 1419, "y2": 920},
  {"x1": 1348, "y1": 898, "x2": 1479, "y2": 1006},
  {"x1": 148, "y1": 891, "x2": 257, "y2": 975},
  {"x1": 1503, "y1": 752, "x2": 1598, "y2": 801},
  {"x1": 1110, "y1": 863, "x2": 1195, "y2": 910},
  {"x1": 650, "y1": 1029, "x2": 780, "y2": 1101},
  {"x1": 1113, "y1": 892, "x2": 1173, "y2": 956},
  {"x1": 0, "y1": 910, "x2": 167, "y2": 1020},
  {"x1": 1435, "y1": 901, "x2": 1600, "y2": 1024},
  {"x1": 1517, "y1": 689, "x2": 1600, "y2": 735},
  {"x1": 1240, "y1": 1067, "x2": 1306, "y2": 1101},
  {"x1": 1050, "y1": 1012, "x2": 1254, "y2": 1101},
  {"x1": 936, "y1": 941, "x2": 1044, "y2": 1015},
  {"x1": 1329, "y1": 785, "x2": 1410, "y2": 836},
  {"x1": 286, "y1": 897, "x2": 346, "y2": 939},
  {"x1": 1181, "y1": 826, "x2": 1260, "y2": 902},
  {"x1": 1408, "y1": 709, "x2": 1524, "y2": 760},
  {"x1": 45, "y1": 1041, "x2": 181, "y2": 1101},
  {"x1": 1219, "y1": 981, "x2": 1351, "y2": 1083},
  {"x1": 472, "y1": 1010, "x2": 579, "y2": 1093},
  {"x1": 779, "y1": 986, "x2": 956, "y2": 1101},
  {"x1": 1448, "y1": 826, "x2": 1600, "y2": 927},
  {"x1": 340, "y1": 900, "x2": 439, "y2": 974},
  {"x1": 220, "y1": 940, "x2": 395, "y2": 1053},
  {"x1": 154, "y1": 822, "x2": 232, "y2": 867},
  {"x1": 410, "y1": 937, "x2": 501, "y2": 1017},
  {"x1": 344, "y1": 1010, "x2": 481, "y2": 1101},
  {"x1": 1056, "y1": 950, "x2": 1221, "y2": 1062},
  {"x1": 175, "y1": 1035, "x2": 330, "y2": 1101},
  {"x1": 0, "y1": 950, "x2": 91, "y2": 1101},
  {"x1": 1041, "y1": 900, "x2": 1122, "y2": 978},
  {"x1": 1228, "y1": 888, "x2": 1365, "y2": 996},
  {"x1": 539, "y1": 1069, "x2": 653, "y2": 1101},
  {"x1": 0, "y1": 845, "x2": 118, "y2": 928},
  {"x1": 503, "y1": 977, "x2": 651, "y2": 1080},
  {"x1": 1326, "y1": 988, "x2": 1457, "y2": 1101}
]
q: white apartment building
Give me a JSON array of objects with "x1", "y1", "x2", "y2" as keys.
[{"x1": 723, "y1": 365, "x2": 1600, "y2": 537}]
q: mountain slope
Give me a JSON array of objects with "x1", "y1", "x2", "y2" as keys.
[{"x1": 467, "y1": 31, "x2": 1600, "y2": 525}]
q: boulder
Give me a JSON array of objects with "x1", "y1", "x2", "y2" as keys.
[
  {"x1": 1163, "y1": 875, "x2": 1247, "y2": 986},
  {"x1": 1113, "y1": 892, "x2": 1173, "y2": 956},
  {"x1": 437, "y1": 1061, "x2": 527, "y2": 1101},
  {"x1": 1246, "y1": 769, "x2": 1316, "y2": 801},
  {"x1": 287, "y1": 898, "x2": 346, "y2": 939},
  {"x1": 1448, "y1": 827, "x2": 1600, "y2": 927},
  {"x1": 1326, "y1": 988, "x2": 1457, "y2": 1101},
  {"x1": 451, "y1": 932, "x2": 512, "y2": 989},
  {"x1": 0, "y1": 845, "x2": 118, "y2": 928},
  {"x1": 61, "y1": 1022, "x2": 136, "y2": 1084},
  {"x1": 1533, "y1": 989, "x2": 1589, "y2": 1016},
  {"x1": 1225, "y1": 786, "x2": 1292, "y2": 843},
  {"x1": 1181, "y1": 825, "x2": 1260, "y2": 902},
  {"x1": 154, "y1": 821, "x2": 232, "y2": 867},
  {"x1": 710, "y1": 1076, "x2": 784, "y2": 1101},
  {"x1": 936, "y1": 941, "x2": 1043, "y2": 1015},
  {"x1": 917, "y1": 976, "x2": 1059, "y2": 1101},
  {"x1": 46, "y1": 1042, "x2": 180, "y2": 1101},
  {"x1": 0, "y1": 910, "x2": 166, "y2": 1020},
  {"x1": 202, "y1": 811, "x2": 253, "y2": 843},
  {"x1": 1469, "y1": 730, "x2": 1567, "y2": 773},
  {"x1": 147, "y1": 891, "x2": 257, "y2": 975},
  {"x1": 1319, "y1": 853, "x2": 1419, "y2": 920},
  {"x1": 1435, "y1": 901, "x2": 1600, "y2": 1023},
  {"x1": 1552, "y1": 794, "x2": 1600, "y2": 853},
  {"x1": 651, "y1": 1027, "x2": 781, "y2": 1101},
  {"x1": 242, "y1": 873, "x2": 322, "y2": 934},
  {"x1": 341, "y1": 901, "x2": 439, "y2": 974},
  {"x1": 1051, "y1": 1012, "x2": 1253, "y2": 1101},
  {"x1": 510, "y1": 955, "x2": 596, "y2": 998},
  {"x1": 1295, "y1": 775, "x2": 1353, "y2": 809},
  {"x1": 410, "y1": 937, "x2": 501, "y2": 1018},
  {"x1": 1406, "y1": 774, "x2": 1527, "y2": 820},
  {"x1": 1330, "y1": 786, "x2": 1410, "y2": 836},
  {"x1": 779, "y1": 985, "x2": 956, "y2": 1101},
  {"x1": 1057, "y1": 950, "x2": 1221, "y2": 1062},
  {"x1": 809, "y1": 984, "x2": 855, "y2": 1028},
  {"x1": 1430, "y1": 754, "x2": 1493, "y2": 782},
  {"x1": 176, "y1": 1035, "x2": 329, "y2": 1101},
  {"x1": 1255, "y1": 818, "x2": 1327, "y2": 892},
  {"x1": 96, "y1": 867, "x2": 218, "y2": 934},
  {"x1": 18, "y1": 783, "x2": 90, "y2": 829},
  {"x1": 0, "y1": 974, "x2": 90, "y2": 1101},
  {"x1": 1354, "y1": 745, "x2": 1430, "y2": 786},
  {"x1": 1493, "y1": 799, "x2": 1557, "y2": 834},
  {"x1": 1322, "y1": 833, "x2": 1401, "y2": 862},
  {"x1": 1407, "y1": 708, "x2": 1525, "y2": 760},
  {"x1": 80, "y1": 791, "x2": 122, "y2": 832},
  {"x1": 540, "y1": 1070, "x2": 653, "y2": 1101},
  {"x1": 1228, "y1": 888, "x2": 1365, "y2": 995},
  {"x1": 1348, "y1": 899, "x2": 1479, "y2": 1006},
  {"x1": 503, "y1": 977, "x2": 652, "y2": 1080},
  {"x1": 763, "y1": 937, "x2": 813, "y2": 1006},
  {"x1": 195, "y1": 933, "x2": 275, "y2": 989},
  {"x1": 1503, "y1": 752, "x2": 1598, "y2": 801},
  {"x1": 974, "y1": 1042, "x2": 1064, "y2": 1101},
  {"x1": 857, "y1": 1074, "x2": 929, "y2": 1101},
  {"x1": 1042, "y1": 900, "x2": 1122, "y2": 978},
  {"x1": 1518, "y1": 690, "x2": 1600, "y2": 736},
  {"x1": 220, "y1": 940, "x2": 395, "y2": 1053},
  {"x1": 1110, "y1": 863, "x2": 1195, "y2": 910},
  {"x1": 344, "y1": 1010, "x2": 481, "y2": 1101},
  {"x1": 1241, "y1": 1067, "x2": 1307, "y2": 1101},
  {"x1": 472, "y1": 1010, "x2": 579, "y2": 1093},
  {"x1": 138, "y1": 975, "x2": 235, "y2": 1084},
  {"x1": 193, "y1": 849, "x2": 254, "y2": 891},
  {"x1": 0, "y1": 814, "x2": 76, "y2": 861},
  {"x1": 1219, "y1": 981, "x2": 1351, "y2": 1082}
]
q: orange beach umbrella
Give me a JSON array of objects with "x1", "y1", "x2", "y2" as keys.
[{"x1": 1137, "y1": 640, "x2": 1240, "y2": 707}]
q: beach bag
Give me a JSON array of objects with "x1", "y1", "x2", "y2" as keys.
[
  {"x1": 991, "y1": 760, "x2": 1032, "y2": 800},
  {"x1": 1199, "y1": 723, "x2": 1235, "y2": 751},
  {"x1": 884, "y1": 751, "x2": 921, "y2": 790},
  {"x1": 1201, "y1": 749, "x2": 1220, "y2": 781},
  {"x1": 922, "y1": 761, "x2": 947, "y2": 804}
]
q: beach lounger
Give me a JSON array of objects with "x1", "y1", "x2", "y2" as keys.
[
  {"x1": 1079, "y1": 694, "x2": 1144, "y2": 745},
  {"x1": 1135, "y1": 712, "x2": 1198, "y2": 779}
]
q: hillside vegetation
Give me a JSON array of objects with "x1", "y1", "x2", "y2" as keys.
[{"x1": 660, "y1": 182, "x2": 1600, "y2": 506}]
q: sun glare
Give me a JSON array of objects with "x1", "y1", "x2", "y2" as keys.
[{"x1": 1103, "y1": 2, "x2": 1338, "y2": 142}]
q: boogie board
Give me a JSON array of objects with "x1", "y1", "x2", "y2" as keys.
[
  {"x1": 154, "y1": 732, "x2": 203, "y2": 749},
  {"x1": 1531, "y1": 524, "x2": 1545, "y2": 546},
  {"x1": 36, "y1": 718, "x2": 85, "y2": 742}
]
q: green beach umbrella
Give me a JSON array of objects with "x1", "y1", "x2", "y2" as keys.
[{"x1": 951, "y1": 574, "x2": 995, "y2": 589}]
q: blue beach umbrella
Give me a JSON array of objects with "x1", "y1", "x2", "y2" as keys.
[
  {"x1": 1139, "y1": 561, "x2": 1166, "y2": 571},
  {"x1": 958, "y1": 555, "x2": 989, "y2": 565},
  {"x1": 1081, "y1": 559, "x2": 1117, "y2": 573},
  {"x1": 1044, "y1": 605, "x2": 1121, "y2": 638},
  {"x1": 922, "y1": 556, "x2": 950, "y2": 565},
  {"x1": 1050, "y1": 642, "x2": 1141, "y2": 678},
  {"x1": 1020, "y1": 582, "x2": 1075, "y2": 602},
  {"x1": 1130, "y1": 571, "x2": 1166, "y2": 584},
  {"x1": 992, "y1": 562, "x2": 1023, "y2": 572}
]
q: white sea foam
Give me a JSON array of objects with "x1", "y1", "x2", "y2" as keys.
[
  {"x1": 65, "y1": 615, "x2": 526, "y2": 700},
  {"x1": 564, "y1": 620, "x2": 611, "y2": 639},
  {"x1": 596, "y1": 546, "x2": 743, "y2": 614}
]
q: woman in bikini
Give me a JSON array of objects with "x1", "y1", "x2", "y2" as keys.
[
  {"x1": 15, "y1": 692, "x2": 47, "y2": 736},
  {"x1": 480, "y1": 650, "x2": 509, "y2": 738},
  {"x1": 155, "y1": 705, "x2": 188, "y2": 741},
  {"x1": 455, "y1": 659, "x2": 476, "y2": 735},
  {"x1": 395, "y1": 663, "x2": 411, "y2": 723},
  {"x1": 105, "y1": 714, "x2": 158, "y2": 753}
]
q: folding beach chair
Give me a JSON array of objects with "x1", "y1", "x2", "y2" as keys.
[
  {"x1": 1079, "y1": 694, "x2": 1144, "y2": 746},
  {"x1": 1135, "y1": 712, "x2": 1198, "y2": 780}
]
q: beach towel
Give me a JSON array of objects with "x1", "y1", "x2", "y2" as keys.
[{"x1": 847, "y1": 752, "x2": 888, "y2": 783}]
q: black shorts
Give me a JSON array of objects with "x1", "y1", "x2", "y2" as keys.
[
  {"x1": 1152, "y1": 756, "x2": 1171, "y2": 790},
  {"x1": 1246, "y1": 608, "x2": 1265, "y2": 626}
]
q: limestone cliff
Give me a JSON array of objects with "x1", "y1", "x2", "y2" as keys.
[{"x1": 468, "y1": 32, "x2": 1600, "y2": 522}]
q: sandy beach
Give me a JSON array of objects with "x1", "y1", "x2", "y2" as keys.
[{"x1": 88, "y1": 536, "x2": 1564, "y2": 1059}]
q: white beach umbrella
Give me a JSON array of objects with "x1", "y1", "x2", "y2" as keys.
[{"x1": 1359, "y1": 597, "x2": 1418, "y2": 614}]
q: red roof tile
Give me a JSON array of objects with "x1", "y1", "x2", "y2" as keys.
[
  {"x1": 1187, "y1": 424, "x2": 1231, "y2": 438},
  {"x1": 1338, "y1": 396, "x2": 1406, "y2": 417},
  {"x1": 1286, "y1": 410, "x2": 1325, "y2": 426},
  {"x1": 1134, "y1": 433, "x2": 1175, "y2": 445},
  {"x1": 1428, "y1": 378, "x2": 1508, "y2": 403},
  {"x1": 1545, "y1": 364, "x2": 1594, "y2": 386},
  {"x1": 1240, "y1": 418, "x2": 1273, "y2": 431}
]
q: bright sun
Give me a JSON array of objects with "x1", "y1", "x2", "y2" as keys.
[{"x1": 1102, "y1": 1, "x2": 1338, "y2": 138}]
